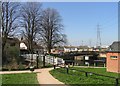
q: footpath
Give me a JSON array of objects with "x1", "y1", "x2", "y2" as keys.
[
  {"x1": 0, "y1": 67, "x2": 66, "y2": 86},
  {"x1": 37, "y1": 68, "x2": 66, "y2": 86}
]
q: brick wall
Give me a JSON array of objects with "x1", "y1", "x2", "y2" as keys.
[
  {"x1": 106, "y1": 52, "x2": 120, "y2": 73},
  {"x1": 118, "y1": 53, "x2": 120, "y2": 73}
]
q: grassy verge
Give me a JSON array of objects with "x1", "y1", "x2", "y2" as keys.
[
  {"x1": 50, "y1": 67, "x2": 120, "y2": 85},
  {"x1": 2, "y1": 73, "x2": 39, "y2": 84},
  {"x1": 71, "y1": 67, "x2": 119, "y2": 78}
]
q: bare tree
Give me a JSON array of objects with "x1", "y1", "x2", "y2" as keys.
[
  {"x1": 39, "y1": 8, "x2": 67, "y2": 54},
  {"x1": 1, "y1": 2, "x2": 20, "y2": 62},
  {"x1": 20, "y1": 2, "x2": 42, "y2": 53}
]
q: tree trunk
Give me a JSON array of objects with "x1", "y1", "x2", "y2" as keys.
[{"x1": 2, "y1": 36, "x2": 7, "y2": 64}]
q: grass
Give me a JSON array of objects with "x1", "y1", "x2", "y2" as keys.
[
  {"x1": 2, "y1": 73, "x2": 39, "y2": 84},
  {"x1": 71, "y1": 67, "x2": 119, "y2": 78},
  {"x1": 50, "y1": 67, "x2": 120, "y2": 85}
]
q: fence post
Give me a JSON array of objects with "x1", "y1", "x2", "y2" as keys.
[
  {"x1": 67, "y1": 68, "x2": 69, "y2": 74},
  {"x1": 116, "y1": 78, "x2": 119, "y2": 86},
  {"x1": 85, "y1": 72, "x2": 88, "y2": 77}
]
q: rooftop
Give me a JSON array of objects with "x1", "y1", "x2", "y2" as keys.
[{"x1": 107, "y1": 41, "x2": 120, "y2": 52}]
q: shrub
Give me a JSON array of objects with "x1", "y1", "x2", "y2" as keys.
[{"x1": 18, "y1": 63, "x2": 26, "y2": 70}]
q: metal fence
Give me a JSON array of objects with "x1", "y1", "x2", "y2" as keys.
[{"x1": 39, "y1": 54, "x2": 65, "y2": 65}]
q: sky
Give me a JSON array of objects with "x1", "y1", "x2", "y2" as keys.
[
  {"x1": 41, "y1": 2, "x2": 118, "y2": 47},
  {"x1": 7, "y1": 0, "x2": 120, "y2": 2}
]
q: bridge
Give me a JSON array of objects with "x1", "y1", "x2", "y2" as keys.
[
  {"x1": 50, "y1": 51, "x2": 100, "y2": 57},
  {"x1": 50, "y1": 51, "x2": 106, "y2": 66}
]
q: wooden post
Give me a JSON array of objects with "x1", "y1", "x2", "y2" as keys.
[
  {"x1": 116, "y1": 78, "x2": 119, "y2": 86},
  {"x1": 85, "y1": 72, "x2": 88, "y2": 77},
  {"x1": 67, "y1": 68, "x2": 69, "y2": 74}
]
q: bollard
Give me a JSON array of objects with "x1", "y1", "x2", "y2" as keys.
[
  {"x1": 116, "y1": 78, "x2": 119, "y2": 86},
  {"x1": 85, "y1": 72, "x2": 88, "y2": 77}
]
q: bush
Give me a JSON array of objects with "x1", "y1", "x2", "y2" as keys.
[
  {"x1": 5, "y1": 58, "x2": 18, "y2": 71},
  {"x1": 5, "y1": 45, "x2": 20, "y2": 64},
  {"x1": 18, "y1": 63, "x2": 26, "y2": 70}
]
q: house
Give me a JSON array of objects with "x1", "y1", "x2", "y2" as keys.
[
  {"x1": 19, "y1": 38, "x2": 44, "y2": 62},
  {"x1": 4, "y1": 37, "x2": 20, "y2": 54},
  {"x1": 2, "y1": 37, "x2": 20, "y2": 63},
  {"x1": 5, "y1": 37, "x2": 20, "y2": 48},
  {"x1": 93, "y1": 46, "x2": 108, "y2": 52},
  {"x1": 20, "y1": 39, "x2": 44, "y2": 55},
  {"x1": 106, "y1": 41, "x2": 120, "y2": 73},
  {"x1": 77, "y1": 46, "x2": 89, "y2": 51},
  {"x1": 99, "y1": 52, "x2": 107, "y2": 58},
  {"x1": 51, "y1": 46, "x2": 64, "y2": 54}
]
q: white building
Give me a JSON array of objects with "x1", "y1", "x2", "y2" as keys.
[
  {"x1": 20, "y1": 42, "x2": 27, "y2": 50},
  {"x1": 64, "y1": 46, "x2": 78, "y2": 52}
]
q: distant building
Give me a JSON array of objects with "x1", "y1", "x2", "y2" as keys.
[
  {"x1": 51, "y1": 46, "x2": 64, "y2": 54},
  {"x1": 98, "y1": 52, "x2": 107, "y2": 58},
  {"x1": 20, "y1": 42, "x2": 27, "y2": 50},
  {"x1": 5, "y1": 37, "x2": 20, "y2": 51},
  {"x1": 20, "y1": 39, "x2": 44, "y2": 55},
  {"x1": 106, "y1": 41, "x2": 120, "y2": 73},
  {"x1": 64, "y1": 46, "x2": 78, "y2": 52},
  {"x1": 77, "y1": 46, "x2": 89, "y2": 51}
]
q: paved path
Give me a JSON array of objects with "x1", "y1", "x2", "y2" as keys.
[
  {"x1": 0, "y1": 68, "x2": 66, "y2": 85},
  {"x1": 0, "y1": 69, "x2": 41, "y2": 74},
  {"x1": 37, "y1": 68, "x2": 66, "y2": 86}
]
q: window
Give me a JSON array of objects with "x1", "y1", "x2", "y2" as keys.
[{"x1": 110, "y1": 56, "x2": 117, "y2": 59}]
